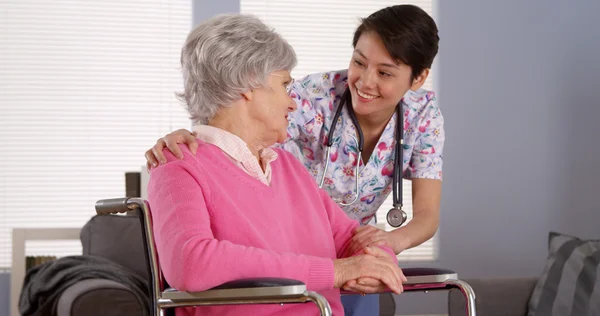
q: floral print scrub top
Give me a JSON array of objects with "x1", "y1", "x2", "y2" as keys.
[{"x1": 278, "y1": 69, "x2": 445, "y2": 225}]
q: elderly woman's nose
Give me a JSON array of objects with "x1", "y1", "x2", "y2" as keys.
[{"x1": 288, "y1": 97, "x2": 297, "y2": 111}]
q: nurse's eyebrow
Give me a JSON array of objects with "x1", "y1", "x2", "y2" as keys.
[{"x1": 354, "y1": 49, "x2": 399, "y2": 69}]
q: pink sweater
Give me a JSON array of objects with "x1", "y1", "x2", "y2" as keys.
[{"x1": 148, "y1": 141, "x2": 363, "y2": 315}]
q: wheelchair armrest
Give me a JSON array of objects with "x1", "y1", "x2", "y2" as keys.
[
  {"x1": 340, "y1": 267, "x2": 459, "y2": 295},
  {"x1": 212, "y1": 277, "x2": 305, "y2": 289},
  {"x1": 162, "y1": 277, "x2": 308, "y2": 301},
  {"x1": 403, "y1": 267, "x2": 458, "y2": 284}
]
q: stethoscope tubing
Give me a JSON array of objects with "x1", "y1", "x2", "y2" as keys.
[{"x1": 319, "y1": 88, "x2": 407, "y2": 227}]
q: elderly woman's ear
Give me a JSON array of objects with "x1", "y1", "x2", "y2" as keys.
[{"x1": 241, "y1": 90, "x2": 254, "y2": 102}]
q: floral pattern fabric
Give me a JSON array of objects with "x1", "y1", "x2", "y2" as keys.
[{"x1": 278, "y1": 69, "x2": 445, "y2": 224}]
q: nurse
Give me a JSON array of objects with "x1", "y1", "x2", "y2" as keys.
[{"x1": 145, "y1": 4, "x2": 443, "y2": 315}]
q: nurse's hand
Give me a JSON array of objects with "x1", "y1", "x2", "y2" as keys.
[
  {"x1": 342, "y1": 246, "x2": 403, "y2": 294},
  {"x1": 348, "y1": 225, "x2": 409, "y2": 255},
  {"x1": 333, "y1": 246, "x2": 406, "y2": 295},
  {"x1": 145, "y1": 129, "x2": 198, "y2": 170}
]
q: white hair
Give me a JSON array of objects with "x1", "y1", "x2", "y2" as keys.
[{"x1": 176, "y1": 13, "x2": 297, "y2": 125}]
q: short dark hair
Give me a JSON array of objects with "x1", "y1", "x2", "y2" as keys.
[{"x1": 352, "y1": 5, "x2": 439, "y2": 80}]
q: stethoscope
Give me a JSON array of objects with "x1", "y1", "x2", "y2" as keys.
[{"x1": 318, "y1": 88, "x2": 407, "y2": 228}]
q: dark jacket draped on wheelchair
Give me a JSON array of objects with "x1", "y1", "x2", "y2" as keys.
[{"x1": 19, "y1": 255, "x2": 150, "y2": 316}]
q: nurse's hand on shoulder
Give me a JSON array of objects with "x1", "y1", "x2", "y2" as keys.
[
  {"x1": 333, "y1": 246, "x2": 406, "y2": 295},
  {"x1": 342, "y1": 246, "x2": 405, "y2": 294},
  {"x1": 144, "y1": 129, "x2": 199, "y2": 170},
  {"x1": 348, "y1": 225, "x2": 409, "y2": 255}
]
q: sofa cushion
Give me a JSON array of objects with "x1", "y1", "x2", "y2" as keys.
[
  {"x1": 528, "y1": 232, "x2": 600, "y2": 315},
  {"x1": 448, "y1": 277, "x2": 537, "y2": 316},
  {"x1": 80, "y1": 214, "x2": 149, "y2": 281}
]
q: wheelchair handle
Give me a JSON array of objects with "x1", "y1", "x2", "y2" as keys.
[{"x1": 95, "y1": 197, "x2": 138, "y2": 215}]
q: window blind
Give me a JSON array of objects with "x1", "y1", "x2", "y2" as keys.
[
  {"x1": 0, "y1": 0, "x2": 192, "y2": 269},
  {"x1": 241, "y1": 0, "x2": 438, "y2": 262}
]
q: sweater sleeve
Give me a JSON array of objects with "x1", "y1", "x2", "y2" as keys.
[
  {"x1": 277, "y1": 144, "x2": 397, "y2": 262},
  {"x1": 147, "y1": 151, "x2": 335, "y2": 293},
  {"x1": 318, "y1": 187, "x2": 358, "y2": 259},
  {"x1": 319, "y1": 188, "x2": 398, "y2": 263}
]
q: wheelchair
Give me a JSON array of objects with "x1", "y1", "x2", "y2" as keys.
[{"x1": 95, "y1": 197, "x2": 476, "y2": 316}]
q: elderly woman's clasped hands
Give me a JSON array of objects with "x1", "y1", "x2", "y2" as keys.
[{"x1": 336, "y1": 245, "x2": 406, "y2": 295}]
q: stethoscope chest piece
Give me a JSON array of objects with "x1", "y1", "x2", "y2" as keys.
[{"x1": 386, "y1": 206, "x2": 407, "y2": 228}]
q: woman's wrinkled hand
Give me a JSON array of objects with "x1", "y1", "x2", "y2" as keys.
[
  {"x1": 145, "y1": 129, "x2": 198, "y2": 170},
  {"x1": 348, "y1": 225, "x2": 408, "y2": 255},
  {"x1": 341, "y1": 246, "x2": 404, "y2": 294},
  {"x1": 333, "y1": 246, "x2": 406, "y2": 295}
]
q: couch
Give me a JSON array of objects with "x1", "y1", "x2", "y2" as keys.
[
  {"x1": 448, "y1": 231, "x2": 600, "y2": 316},
  {"x1": 448, "y1": 277, "x2": 537, "y2": 316}
]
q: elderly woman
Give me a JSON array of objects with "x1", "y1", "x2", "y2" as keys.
[{"x1": 147, "y1": 13, "x2": 405, "y2": 316}]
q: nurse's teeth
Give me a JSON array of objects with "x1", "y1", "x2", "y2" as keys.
[{"x1": 357, "y1": 89, "x2": 379, "y2": 99}]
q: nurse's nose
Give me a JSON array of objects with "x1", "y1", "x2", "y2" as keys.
[{"x1": 359, "y1": 69, "x2": 377, "y2": 89}]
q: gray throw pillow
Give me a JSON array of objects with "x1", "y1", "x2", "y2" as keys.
[{"x1": 528, "y1": 232, "x2": 600, "y2": 315}]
